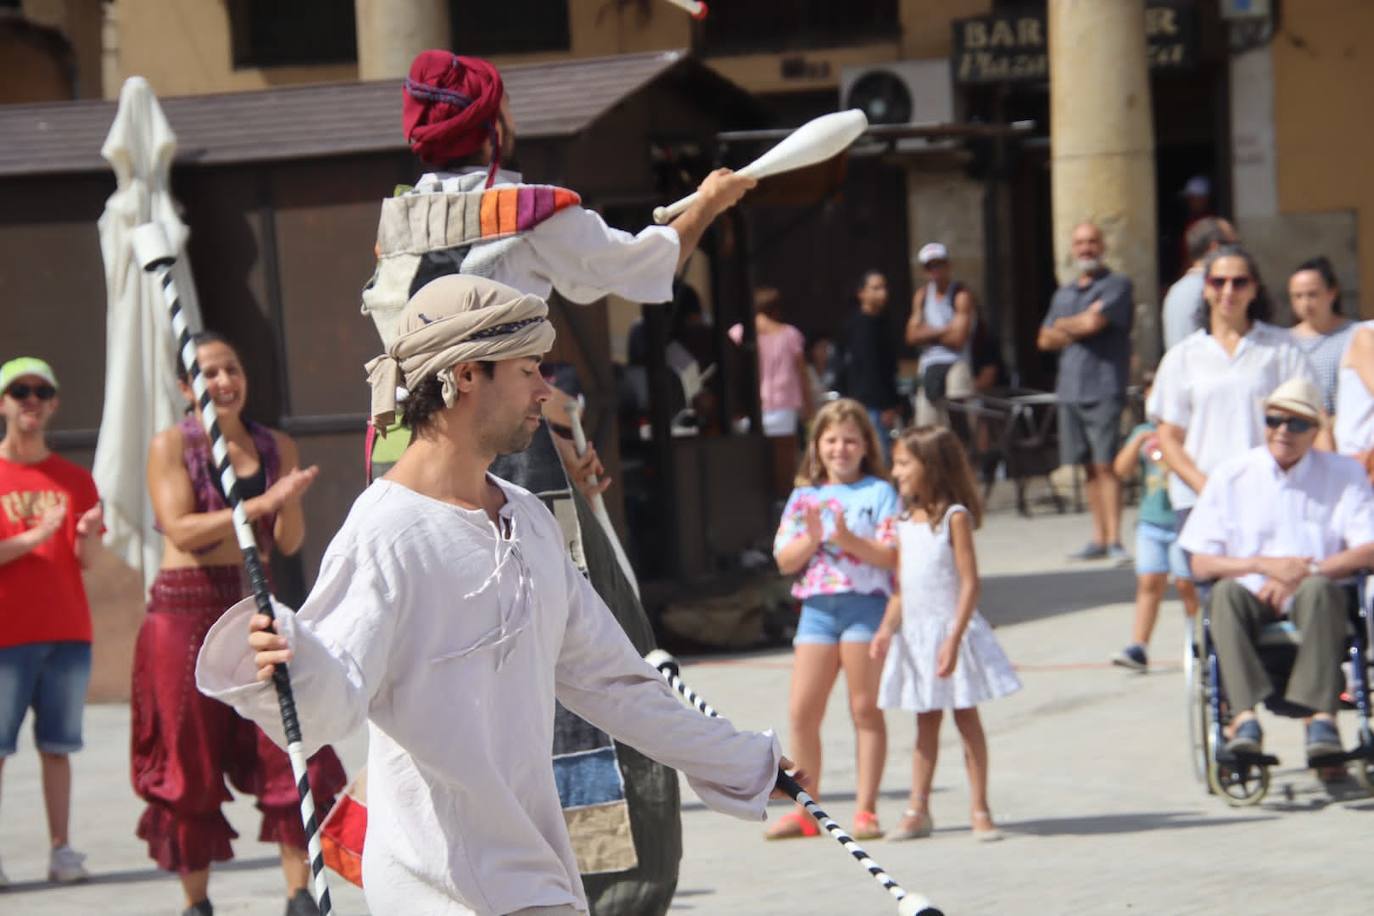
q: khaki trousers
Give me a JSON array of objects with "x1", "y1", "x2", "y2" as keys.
[
  {"x1": 914, "y1": 359, "x2": 975, "y2": 427},
  {"x1": 1207, "y1": 576, "x2": 1347, "y2": 715}
]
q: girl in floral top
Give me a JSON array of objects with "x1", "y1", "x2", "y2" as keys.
[{"x1": 767, "y1": 398, "x2": 900, "y2": 841}]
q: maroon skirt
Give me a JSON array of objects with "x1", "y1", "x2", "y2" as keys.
[{"x1": 131, "y1": 565, "x2": 347, "y2": 873}]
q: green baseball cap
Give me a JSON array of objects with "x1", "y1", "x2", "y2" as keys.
[{"x1": 0, "y1": 357, "x2": 59, "y2": 392}]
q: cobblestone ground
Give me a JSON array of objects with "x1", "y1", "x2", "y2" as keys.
[{"x1": 3, "y1": 508, "x2": 1370, "y2": 914}]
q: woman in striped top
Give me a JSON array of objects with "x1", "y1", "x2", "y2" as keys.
[{"x1": 1289, "y1": 256, "x2": 1353, "y2": 414}]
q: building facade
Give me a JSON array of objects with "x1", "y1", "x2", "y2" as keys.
[{"x1": 9, "y1": 1, "x2": 1370, "y2": 369}]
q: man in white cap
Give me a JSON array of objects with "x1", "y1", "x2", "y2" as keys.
[
  {"x1": 197, "y1": 275, "x2": 796, "y2": 916},
  {"x1": 905, "y1": 242, "x2": 977, "y2": 427},
  {"x1": 0, "y1": 357, "x2": 103, "y2": 886},
  {"x1": 1180, "y1": 376, "x2": 1374, "y2": 764},
  {"x1": 1183, "y1": 175, "x2": 1211, "y2": 210},
  {"x1": 1175, "y1": 175, "x2": 1216, "y2": 277}
]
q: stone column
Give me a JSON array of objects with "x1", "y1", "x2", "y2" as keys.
[
  {"x1": 1049, "y1": 0, "x2": 1159, "y2": 369},
  {"x1": 355, "y1": 0, "x2": 450, "y2": 81}
]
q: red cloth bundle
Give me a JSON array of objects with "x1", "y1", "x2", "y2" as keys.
[
  {"x1": 403, "y1": 51, "x2": 504, "y2": 168},
  {"x1": 320, "y1": 771, "x2": 369, "y2": 887}
]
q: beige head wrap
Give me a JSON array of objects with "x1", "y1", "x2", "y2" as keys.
[{"x1": 365, "y1": 274, "x2": 555, "y2": 427}]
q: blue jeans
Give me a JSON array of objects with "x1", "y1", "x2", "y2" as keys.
[{"x1": 0, "y1": 641, "x2": 91, "y2": 756}]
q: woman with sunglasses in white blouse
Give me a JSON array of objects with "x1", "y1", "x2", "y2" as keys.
[{"x1": 1149, "y1": 245, "x2": 1321, "y2": 527}]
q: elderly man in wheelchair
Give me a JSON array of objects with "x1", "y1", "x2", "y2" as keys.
[{"x1": 1179, "y1": 378, "x2": 1374, "y2": 801}]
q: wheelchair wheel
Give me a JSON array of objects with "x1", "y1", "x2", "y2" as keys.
[
  {"x1": 1352, "y1": 729, "x2": 1374, "y2": 795},
  {"x1": 1185, "y1": 631, "x2": 1208, "y2": 784},
  {"x1": 1207, "y1": 758, "x2": 1270, "y2": 806}
]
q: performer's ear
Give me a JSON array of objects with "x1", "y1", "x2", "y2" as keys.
[{"x1": 453, "y1": 361, "x2": 482, "y2": 392}]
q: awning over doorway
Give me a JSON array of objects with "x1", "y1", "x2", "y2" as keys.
[{"x1": 0, "y1": 50, "x2": 749, "y2": 177}]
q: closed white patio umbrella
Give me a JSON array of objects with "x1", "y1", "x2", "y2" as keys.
[{"x1": 92, "y1": 76, "x2": 204, "y2": 590}]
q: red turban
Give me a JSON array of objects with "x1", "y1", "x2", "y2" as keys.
[{"x1": 403, "y1": 51, "x2": 505, "y2": 176}]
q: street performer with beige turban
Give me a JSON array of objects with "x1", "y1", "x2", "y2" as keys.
[
  {"x1": 353, "y1": 50, "x2": 758, "y2": 914},
  {"x1": 196, "y1": 274, "x2": 796, "y2": 916}
]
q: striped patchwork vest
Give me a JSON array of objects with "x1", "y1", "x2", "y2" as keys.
[{"x1": 361, "y1": 173, "x2": 581, "y2": 351}]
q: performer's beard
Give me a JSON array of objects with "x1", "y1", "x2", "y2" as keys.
[
  {"x1": 496, "y1": 423, "x2": 537, "y2": 456},
  {"x1": 487, "y1": 411, "x2": 541, "y2": 456}
]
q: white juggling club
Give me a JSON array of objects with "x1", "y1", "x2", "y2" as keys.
[{"x1": 652, "y1": 109, "x2": 869, "y2": 224}]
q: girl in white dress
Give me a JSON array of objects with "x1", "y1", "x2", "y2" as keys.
[{"x1": 870, "y1": 426, "x2": 1021, "y2": 842}]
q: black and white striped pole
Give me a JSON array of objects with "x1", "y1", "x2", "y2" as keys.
[
  {"x1": 132, "y1": 224, "x2": 332, "y2": 915},
  {"x1": 645, "y1": 650, "x2": 942, "y2": 916}
]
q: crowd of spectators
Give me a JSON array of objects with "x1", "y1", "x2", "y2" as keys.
[
  {"x1": 746, "y1": 204, "x2": 1374, "y2": 774},
  {"x1": 11, "y1": 186, "x2": 1374, "y2": 890},
  {"x1": 1026, "y1": 211, "x2": 1374, "y2": 767}
]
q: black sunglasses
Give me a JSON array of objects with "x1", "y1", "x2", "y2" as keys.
[
  {"x1": 1264, "y1": 413, "x2": 1316, "y2": 433},
  {"x1": 1207, "y1": 275, "x2": 1252, "y2": 291},
  {"x1": 6, "y1": 383, "x2": 56, "y2": 401}
]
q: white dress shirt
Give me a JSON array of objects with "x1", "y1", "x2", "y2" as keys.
[
  {"x1": 1334, "y1": 320, "x2": 1374, "y2": 455},
  {"x1": 196, "y1": 477, "x2": 780, "y2": 916},
  {"x1": 1179, "y1": 445, "x2": 1374, "y2": 597},
  {"x1": 1161, "y1": 269, "x2": 1204, "y2": 351},
  {"x1": 1148, "y1": 322, "x2": 1318, "y2": 509}
]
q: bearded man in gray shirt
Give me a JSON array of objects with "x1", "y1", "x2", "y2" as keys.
[{"x1": 1037, "y1": 221, "x2": 1135, "y2": 562}]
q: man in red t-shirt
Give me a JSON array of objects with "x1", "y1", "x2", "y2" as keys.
[{"x1": 0, "y1": 357, "x2": 102, "y2": 887}]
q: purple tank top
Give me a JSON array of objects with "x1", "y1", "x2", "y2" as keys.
[{"x1": 176, "y1": 415, "x2": 280, "y2": 556}]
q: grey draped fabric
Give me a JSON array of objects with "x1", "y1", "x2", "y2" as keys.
[{"x1": 493, "y1": 428, "x2": 682, "y2": 915}]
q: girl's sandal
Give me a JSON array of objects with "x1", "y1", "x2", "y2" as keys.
[
  {"x1": 971, "y1": 810, "x2": 1003, "y2": 843},
  {"x1": 764, "y1": 810, "x2": 820, "y2": 840},
  {"x1": 888, "y1": 808, "x2": 932, "y2": 841},
  {"x1": 850, "y1": 809, "x2": 884, "y2": 840}
]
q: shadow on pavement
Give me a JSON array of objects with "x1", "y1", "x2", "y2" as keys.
[
  {"x1": 1, "y1": 855, "x2": 279, "y2": 894},
  {"x1": 1001, "y1": 810, "x2": 1276, "y2": 836},
  {"x1": 683, "y1": 787, "x2": 928, "y2": 814},
  {"x1": 1258, "y1": 771, "x2": 1374, "y2": 810},
  {"x1": 982, "y1": 566, "x2": 1136, "y2": 628}
]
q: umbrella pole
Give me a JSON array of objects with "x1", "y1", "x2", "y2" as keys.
[{"x1": 132, "y1": 224, "x2": 333, "y2": 914}]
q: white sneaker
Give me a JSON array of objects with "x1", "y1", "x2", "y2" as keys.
[{"x1": 47, "y1": 844, "x2": 89, "y2": 883}]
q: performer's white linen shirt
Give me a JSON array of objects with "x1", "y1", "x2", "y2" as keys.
[
  {"x1": 1179, "y1": 445, "x2": 1374, "y2": 598},
  {"x1": 197, "y1": 477, "x2": 780, "y2": 915},
  {"x1": 1148, "y1": 322, "x2": 1317, "y2": 509},
  {"x1": 420, "y1": 169, "x2": 680, "y2": 305}
]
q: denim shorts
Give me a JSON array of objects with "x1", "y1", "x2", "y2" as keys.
[
  {"x1": 0, "y1": 641, "x2": 91, "y2": 756},
  {"x1": 794, "y1": 593, "x2": 889, "y2": 645},
  {"x1": 1135, "y1": 521, "x2": 1190, "y2": 580}
]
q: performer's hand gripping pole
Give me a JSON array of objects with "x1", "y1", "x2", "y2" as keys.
[
  {"x1": 132, "y1": 223, "x2": 333, "y2": 915},
  {"x1": 645, "y1": 650, "x2": 943, "y2": 916}
]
